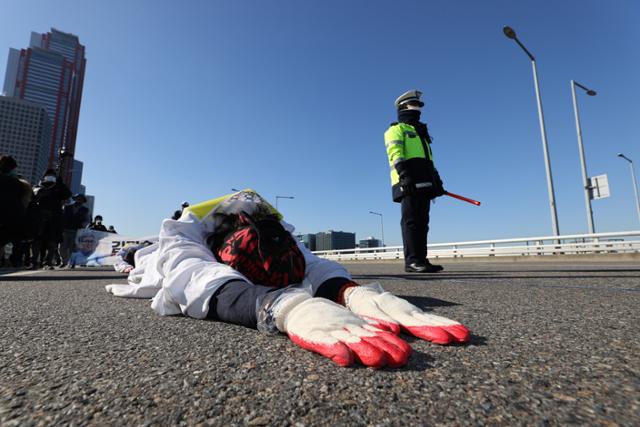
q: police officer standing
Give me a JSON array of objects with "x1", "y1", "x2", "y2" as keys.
[{"x1": 384, "y1": 90, "x2": 445, "y2": 273}]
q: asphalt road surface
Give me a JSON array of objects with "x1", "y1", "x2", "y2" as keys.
[{"x1": 1, "y1": 261, "x2": 639, "y2": 426}]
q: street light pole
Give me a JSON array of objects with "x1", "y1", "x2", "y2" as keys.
[
  {"x1": 571, "y1": 80, "x2": 597, "y2": 234},
  {"x1": 503, "y1": 26, "x2": 560, "y2": 237},
  {"x1": 617, "y1": 153, "x2": 640, "y2": 225},
  {"x1": 368, "y1": 211, "x2": 384, "y2": 247},
  {"x1": 275, "y1": 195, "x2": 294, "y2": 211}
]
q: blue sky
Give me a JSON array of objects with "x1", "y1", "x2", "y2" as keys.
[{"x1": 1, "y1": 0, "x2": 639, "y2": 245}]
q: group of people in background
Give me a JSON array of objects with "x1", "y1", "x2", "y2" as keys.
[{"x1": 0, "y1": 154, "x2": 117, "y2": 269}]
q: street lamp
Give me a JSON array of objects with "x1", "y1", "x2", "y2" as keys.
[
  {"x1": 617, "y1": 153, "x2": 640, "y2": 225},
  {"x1": 503, "y1": 25, "x2": 560, "y2": 236},
  {"x1": 571, "y1": 80, "x2": 597, "y2": 234},
  {"x1": 368, "y1": 211, "x2": 384, "y2": 247},
  {"x1": 275, "y1": 195, "x2": 294, "y2": 210}
]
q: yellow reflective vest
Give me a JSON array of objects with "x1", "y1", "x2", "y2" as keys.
[{"x1": 384, "y1": 122, "x2": 436, "y2": 201}]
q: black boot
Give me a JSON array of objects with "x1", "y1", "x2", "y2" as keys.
[
  {"x1": 405, "y1": 262, "x2": 428, "y2": 273},
  {"x1": 424, "y1": 259, "x2": 443, "y2": 272}
]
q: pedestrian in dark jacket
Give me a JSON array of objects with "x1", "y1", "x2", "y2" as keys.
[
  {"x1": 89, "y1": 215, "x2": 108, "y2": 232},
  {"x1": 0, "y1": 156, "x2": 28, "y2": 246},
  {"x1": 29, "y1": 169, "x2": 72, "y2": 269},
  {"x1": 8, "y1": 175, "x2": 33, "y2": 268},
  {"x1": 60, "y1": 194, "x2": 91, "y2": 267}
]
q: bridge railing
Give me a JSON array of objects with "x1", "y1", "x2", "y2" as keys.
[{"x1": 312, "y1": 231, "x2": 640, "y2": 261}]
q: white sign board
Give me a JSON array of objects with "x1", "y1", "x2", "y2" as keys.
[{"x1": 589, "y1": 174, "x2": 610, "y2": 200}]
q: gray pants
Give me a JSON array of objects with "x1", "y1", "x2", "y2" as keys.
[{"x1": 60, "y1": 229, "x2": 78, "y2": 265}]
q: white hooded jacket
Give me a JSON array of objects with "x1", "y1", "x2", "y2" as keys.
[{"x1": 106, "y1": 191, "x2": 350, "y2": 319}]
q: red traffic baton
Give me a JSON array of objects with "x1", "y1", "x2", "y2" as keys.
[{"x1": 445, "y1": 191, "x2": 481, "y2": 206}]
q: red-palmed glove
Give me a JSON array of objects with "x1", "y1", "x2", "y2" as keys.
[
  {"x1": 344, "y1": 285, "x2": 470, "y2": 345},
  {"x1": 273, "y1": 293, "x2": 411, "y2": 368}
]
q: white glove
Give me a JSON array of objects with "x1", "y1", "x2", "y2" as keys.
[
  {"x1": 345, "y1": 285, "x2": 470, "y2": 345},
  {"x1": 273, "y1": 293, "x2": 412, "y2": 368}
]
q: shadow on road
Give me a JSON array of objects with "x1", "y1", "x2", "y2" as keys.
[
  {"x1": 461, "y1": 269, "x2": 640, "y2": 273},
  {"x1": 355, "y1": 273, "x2": 640, "y2": 281},
  {"x1": 403, "y1": 349, "x2": 435, "y2": 371},
  {"x1": 345, "y1": 349, "x2": 437, "y2": 372},
  {"x1": 396, "y1": 295, "x2": 461, "y2": 308},
  {"x1": 399, "y1": 335, "x2": 487, "y2": 372},
  {"x1": 0, "y1": 274, "x2": 126, "y2": 282},
  {"x1": 468, "y1": 335, "x2": 488, "y2": 347}
]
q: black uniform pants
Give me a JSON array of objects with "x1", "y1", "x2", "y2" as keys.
[{"x1": 400, "y1": 192, "x2": 431, "y2": 266}]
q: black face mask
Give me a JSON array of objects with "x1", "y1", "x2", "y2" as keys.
[
  {"x1": 397, "y1": 109, "x2": 432, "y2": 144},
  {"x1": 397, "y1": 109, "x2": 421, "y2": 125}
]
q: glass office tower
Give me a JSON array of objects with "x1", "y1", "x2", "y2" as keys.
[{"x1": 3, "y1": 28, "x2": 86, "y2": 185}]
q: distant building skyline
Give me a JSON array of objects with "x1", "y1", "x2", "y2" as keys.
[
  {"x1": 315, "y1": 230, "x2": 356, "y2": 251},
  {"x1": 359, "y1": 237, "x2": 381, "y2": 248},
  {"x1": 0, "y1": 96, "x2": 50, "y2": 184},
  {"x1": 295, "y1": 233, "x2": 316, "y2": 251},
  {"x1": 70, "y1": 158, "x2": 83, "y2": 194},
  {"x1": 3, "y1": 28, "x2": 86, "y2": 186},
  {"x1": 299, "y1": 231, "x2": 383, "y2": 251},
  {"x1": 84, "y1": 193, "x2": 95, "y2": 218}
]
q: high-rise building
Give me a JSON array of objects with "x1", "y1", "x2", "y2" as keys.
[
  {"x1": 3, "y1": 28, "x2": 86, "y2": 186},
  {"x1": 359, "y1": 237, "x2": 381, "y2": 248},
  {"x1": 295, "y1": 233, "x2": 316, "y2": 251},
  {"x1": 70, "y1": 159, "x2": 83, "y2": 194},
  {"x1": 77, "y1": 184, "x2": 95, "y2": 217},
  {"x1": 0, "y1": 96, "x2": 51, "y2": 184},
  {"x1": 83, "y1": 192, "x2": 95, "y2": 218},
  {"x1": 315, "y1": 230, "x2": 356, "y2": 251}
]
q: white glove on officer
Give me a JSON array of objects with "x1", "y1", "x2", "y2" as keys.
[
  {"x1": 272, "y1": 292, "x2": 412, "y2": 368},
  {"x1": 344, "y1": 285, "x2": 470, "y2": 345}
]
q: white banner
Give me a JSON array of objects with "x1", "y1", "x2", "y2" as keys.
[{"x1": 70, "y1": 229, "x2": 158, "y2": 266}]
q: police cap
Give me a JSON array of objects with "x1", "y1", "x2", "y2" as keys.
[{"x1": 394, "y1": 90, "x2": 424, "y2": 109}]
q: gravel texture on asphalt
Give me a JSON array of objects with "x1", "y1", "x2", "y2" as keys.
[{"x1": 0, "y1": 262, "x2": 639, "y2": 426}]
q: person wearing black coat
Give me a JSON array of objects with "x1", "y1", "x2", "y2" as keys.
[
  {"x1": 89, "y1": 215, "x2": 108, "y2": 232},
  {"x1": 60, "y1": 194, "x2": 91, "y2": 267},
  {"x1": 0, "y1": 156, "x2": 25, "y2": 247},
  {"x1": 29, "y1": 169, "x2": 72, "y2": 269}
]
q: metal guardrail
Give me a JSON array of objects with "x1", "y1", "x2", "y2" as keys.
[{"x1": 312, "y1": 231, "x2": 640, "y2": 261}]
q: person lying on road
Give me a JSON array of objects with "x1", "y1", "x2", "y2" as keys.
[{"x1": 106, "y1": 190, "x2": 470, "y2": 368}]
